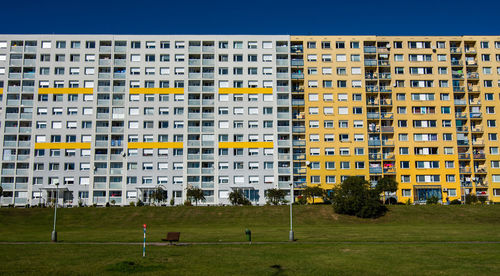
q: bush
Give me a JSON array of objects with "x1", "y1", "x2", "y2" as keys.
[
  {"x1": 105, "y1": 202, "x2": 111, "y2": 207},
  {"x1": 332, "y1": 176, "x2": 388, "y2": 219},
  {"x1": 129, "y1": 201, "x2": 136, "y2": 207},
  {"x1": 449, "y1": 199, "x2": 461, "y2": 205},
  {"x1": 184, "y1": 200, "x2": 192, "y2": 206},
  {"x1": 136, "y1": 200, "x2": 144, "y2": 207},
  {"x1": 478, "y1": 196, "x2": 487, "y2": 204},
  {"x1": 465, "y1": 194, "x2": 478, "y2": 204},
  {"x1": 170, "y1": 198, "x2": 175, "y2": 206},
  {"x1": 426, "y1": 196, "x2": 439, "y2": 205}
]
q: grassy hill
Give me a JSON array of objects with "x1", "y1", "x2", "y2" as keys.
[
  {"x1": 1, "y1": 204, "x2": 499, "y2": 243},
  {"x1": 1, "y1": 205, "x2": 500, "y2": 275}
]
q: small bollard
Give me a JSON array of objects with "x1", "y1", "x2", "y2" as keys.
[{"x1": 245, "y1": 228, "x2": 252, "y2": 243}]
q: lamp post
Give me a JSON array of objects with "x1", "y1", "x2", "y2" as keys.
[
  {"x1": 289, "y1": 183, "x2": 294, "y2": 241},
  {"x1": 51, "y1": 181, "x2": 59, "y2": 242}
]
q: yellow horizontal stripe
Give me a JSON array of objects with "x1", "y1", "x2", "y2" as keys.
[
  {"x1": 218, "y1": 142, "x2": 274, "y2": 148},
  {"x1": 38, "y1": 88, "x2": 93, "y2": 94},
  {"x1": 129, "y1": 88, "x2": 184, "y2": 94},
  {"x1": 127, "y1": 142, "x2": 184, "y2": 149},
  {"x1": 35, "y1": 143, "x2": 91, "y2": 149},
  {"x1": 219, "y1": 88, "x2": 273, "y2": 94}
]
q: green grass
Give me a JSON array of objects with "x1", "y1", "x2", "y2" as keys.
[
  {"x1": 1, "y1": 205, "x2": 499, "y2": 243},
  {"x1": 1, "y1": 243, "x2": 500, "y2": 275},
  {"x1": 1, "y1": 205, "x2": 500, "y2": 275}
]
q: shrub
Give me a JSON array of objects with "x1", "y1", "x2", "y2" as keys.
[
  {"x1": 332, "y1": 176, "x2": 387, "y2": 219},
  {"x1": 426, "y1": 196, "x2": 439, "y2": 205},
  {"x1": 478, "y1": 196, "x2": 487, "y2": 204},
  {"x1": 229, "y1": 189, "x2": 252, "y2": 206},
  {"x1": 105, "y1": 202, "x2": 111, "y2": 207},
  {"x1": 465, "y1": 194, "x2": 478, "y2": 204},
  {"x1": 184, "y1": 200, "x2": 192, "y2": 206},
  {"x1": 449, "y1": 199, "x2": 461, "y2": 205},
  {"x1": 265, "y1": 189, "x2": 287, "y2": 205},
  {"x1": 136, "y1": 200, "x2": 144, "y2": 207},
  {"x1": 129, "y1": 201, "x2": 136, "y2": 207},
  {"x1": 170, "y1": 198, "x2": 175, "y2": 206}
]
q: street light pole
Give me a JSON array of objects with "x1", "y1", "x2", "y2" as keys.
[
  {"x1": 51, "y1": 182, "x2": 59, "y2": 242},
  {"x1": 289, "y1": 183, "x2": 294, "y2": 241}
]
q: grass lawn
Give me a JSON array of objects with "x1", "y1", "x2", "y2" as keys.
[
  {"x1": 1, "y1": 205, "x2": 500, "y2": 275},
  {"x1": 1, "y1": 243, "x2": 499, "y2": 275}
]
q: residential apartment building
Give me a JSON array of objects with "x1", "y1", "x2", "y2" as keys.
[{"x1": 0, "y1": 35, "x2": 499, "y2": 206}]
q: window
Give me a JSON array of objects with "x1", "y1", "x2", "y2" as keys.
[
  {"x1": 336, "y1": 54, "x2": 346, "y2": 62},
  {"x1": 402, "y1": 189, "x2": 411, "y2": 197}
]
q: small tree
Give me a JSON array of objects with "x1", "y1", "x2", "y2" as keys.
[
  {"x1": 0, "y1": 186, "x2": 3, "y2": 207},
  {"x1": 302, "y1": 185, "x2": 325, "y2": 204},
  {"x1": 332, "y1": 176, "x2": 387, "y2": 218},
  {"x1": 151, "y1": 186, "x2": 168, "y2": 205},
  {"x1": 186, "y1": 187, "x2": 205, "y2": 206},
  {"x1": 229, "y1": 189, "x2": 252, "y2": 206},
  {"x1": 265, "y1": 189, "x2": 286, "y2": 205},
  {"x1": 375, "y1": 177, "x2": 399, "y2": 204}
]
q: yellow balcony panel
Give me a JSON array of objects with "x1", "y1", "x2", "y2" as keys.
[
  {"x1": 35, "y1": 142, "x2": 91, "y2": 149},
  {"x1": 127, "y1": 142, "x2": 183, "y2": 149},
  {"x1": 0, "y1": 88, "x2": 3, "y2": 94},
  {"x1": 38, "y1": 88, "x2": 93, "y2": 94},
  {"x1": 218, "y1": 88, "x2": 273, "y2": 94},
  {"x1": 218, "y1": 142, "x2": 274, "y2": 148},
  {"x1": 129, "y1": 88, "x2": 184, "y2": 94}
]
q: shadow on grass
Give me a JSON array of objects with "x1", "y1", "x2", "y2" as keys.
[{"x1": 106, "y1": 260, "x2": 166, "y2": 273}]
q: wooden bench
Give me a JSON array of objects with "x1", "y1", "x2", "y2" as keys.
[{"x1": 162, "y1": 232, "x2": 180, "y2": 244}]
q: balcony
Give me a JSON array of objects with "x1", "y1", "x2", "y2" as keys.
[
  {"x1": 291, "y1": 59, "x2": 304, "y2": 66},
  {"x1": 364, "y1": 60, "x2": 377, "y2": 66},
  {"x1": 201, "y1": 154, "x2": 214, "y2": 160},
  {"x1": 378, "y1": 60, "x2": 390, "y2": 66},
  {"x1": 291, "y1": 73, "x2": 304, "y2": 79},
  {"x1": 382, "y1": 140, "x2": 395, "y2": 146},
  {"x1": 276, "y1": 59, "x2": 288, "y2": 66},
  {"x1": 292, "y1": 140, "x2": 306, "y2": 147},
  {"x1": 369, "y1": 167, "x2": 383, "y2": 174},
  {"x1": 470, "y1": 113, "x2": 482, "y2": 119},
  {"x1": 450, "y1": 47, "x2": 461, "y2": 53},
  {"x1": 292, "y1": 99, "x2": 305, "y2": 106},
  {"x1": 459, "y1": 167, "x2": 471, "y2": 173},
  {"x1": 471, "y1": 126, "x2": 483, "y2": 133},
  {"x1": 369, "y1": 154, "x2": 381, "y2": 160},
  {"x1": 457, "y1": 140, "x2": 469, "y2": 146},
  {"x1": 292, "y1": 126, "x2": 306, "y2": 133},
  {"x1": 467, "y1": 73, "x2": 479, "y2": 79},
  {"x1": 277, "y1": 126, "x2": 290, "y2": 132},
  {"x1": 456, "y1": 126, "x2": 468, "y2": 132},
  {"x1": 187, "y1": 154, "x2": 200, "y2": 160},
  {"x1": 368, "y1": 140, "x2": 381, "y2": 147},
  {"x1": 451, "y1": 60, "x2": 463, "y2": 66},
  {"x1": 465, "y1": 60, "x2": 477, "y2": 66},
  {"x1": 366, "y1": 86, "x2": 378, "y2": 92},
  {"x1": 188, "y1": 46, "x2": 201, "y2": 52},
  {"x1": 23, "y1": 73, "x2": 35, "y2": 79},
  {"x1": 475, "y1": 167, "x2": 487, "y2": 174},
  {"x1": 458, "y1": 153, "x2": 470, "y2": 159},
  {"x1": 383, "y1": 154, "x2": 395, "y2": 160},
  {"x1": 473, "y1": 153, "x2": 486, "y2": 159},
  {"x1": 293, "y1": 154, "x2": 306, "y2": 160},
  {"x1": 453, "y1": 86, "x2": 465, "y2": 92},
  {"x1": 276, "y1": 46, "x2": 289, "y2": 53},
  {"x1": 277, "y1": 113, "x2": 290, "y2": 119},
  {"x1": 454, "y1": 99, "x2": 466, "y2": 105},
  {"x1": 94, "y1": 155, "x2": 107, "y2": 161},
  {"x1": 452, "y1": 73, "x2": 464, "y2": 79},
  {"x1": 276, "y1": 86, "x2": 289, "y2": 92},
  {"x1": 364, "y1": 46, "x2": 377, "y2": 53},
  {"x1": 277, "y1": 140, "x2": 290, "y2": 146},
  {"x1": 381, "y1": 126, "x2": 394, "y2": 132},
  {"x1": 367, "y1": 113, "x2": 380, "y2": 119},
  {"x1": 277, "y1": 73, "x2": 289, "y2": 79},
  {"x1": 114, "y1": 46, "x2": 127, "y2": 52},
  {"x1": 455, "y1": 112, "x2": 467, "y2": 118},
  {"x1": 379, "y1": 73, "x2": 391, "y2": 79},
  {"x1": 472, "y1": 140, "x2": 484, "y2": 146},
  {"x1": 114, "y1": 59, "x2": 126, "y2": 66},
  {"x1": 188, "y1": 59, "x2": 201, "y2": 66},
  {"x1": 383, "y1": 168, "x2": 396, "y2": 174},
  {"x1": 278, "y1": 168, "x2": 291, "y2": 174}
]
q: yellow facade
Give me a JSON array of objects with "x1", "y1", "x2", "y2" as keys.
[{"x1": 291, "y1": 36, "x2": 500, "y2": 203}]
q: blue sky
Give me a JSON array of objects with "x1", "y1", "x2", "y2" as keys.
[{"x1": 3, "y1": 0, "x2": 499, "y2": 35}]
